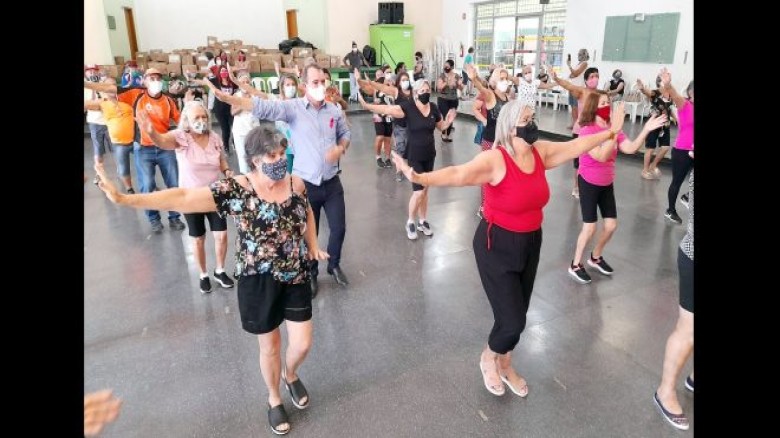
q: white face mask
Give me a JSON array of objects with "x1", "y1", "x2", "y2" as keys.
[
  {"x1": 307, "y1": 84, "x2": 325, "y2": 102},
  {"x1": 524, "y1": 73, "x2": 533, "y2": 82},
  {"x1": 284, "y1": 85, "x2": 297, "y2": 99},
  {"x1": 496, "y1": 80, "x2": 509, "y2": 92},
  {"x1": 352, "y1": 48, "x2": 357, "y2": 53},
  {"x1": 147, "y1": 80, "x2": 163, "y2": 95},
  {"x1": 192, "y1": 120, "x2": 208, "y2": 134},
  {"x1": 401, "y1": 80, "x2": 410, "y2": 90}
]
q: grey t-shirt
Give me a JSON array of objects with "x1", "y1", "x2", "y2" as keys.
[
  {"x1": 344, "y1": 51, "x2": 366, "y2": 68},
  {"x1": 438, "y1": 72, "x2": 461, "y2": 100}
]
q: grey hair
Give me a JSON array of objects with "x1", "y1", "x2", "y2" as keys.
[
  {"x1": 412, "y1": 78, "x2": 430, "y2": 94},
  {"x1": 178, "y1": 100, "x2": 209, "y2": 132},
  {"x1": 494, "y1": 97, "x2": 535, "y2": 156},
  {"x1": 301, "y1": 63, "x2": 323, "y2": 84},
  {"x1": 244, "y1": 125, "x2": 286, "y2": 171}
]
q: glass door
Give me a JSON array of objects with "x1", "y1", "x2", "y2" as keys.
[
  {"x1": 514, "y1": 16, "x2": 542, "y2": 76},
  {"x1": 492, "y1": 17, "x2": 517, "y2": 71}
]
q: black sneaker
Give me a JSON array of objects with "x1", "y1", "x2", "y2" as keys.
[
  {"x1": 383, "y1": 158, "x2": 392, "y2": 168},
  {"x1": 150, "y1": 220, "x2": 164, "y2": 234},
  {"x1": 376, "y1": 157, "x2": 385, "y2": 168},
  {"x1": 664, "y1": 209, "x2": 682, "y2": 224},
  {"x1": 200, "y1": 276, "x2": 213, "y2": 294},
  {"x1": 680, "y1": 194, "x2": 689, "y2": 209},
  {"x1": 169, "y1": 217, "x2": 186, "y2": 231},
  {"x1": 395, "y1": 171, "x2": 403, "y2": 182},
  {"x1": 684, "y1": 375, "x2": 694, "y2": 392},
  {"x1": 127, "y1": 187, "x2": 135, "y2": 194},
  {"x1": 587, "y1": 253, "x2": 614, "y2": 276},
  {"x1": 214, "y1": 271, "x2": 235, "y2": 288},
  {"x1": 568, "y1": 262, "x2": 592, "y2": 284}
]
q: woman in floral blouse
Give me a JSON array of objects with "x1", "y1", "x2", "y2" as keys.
[{"x1": 94, "y1": 126, "x2": 328, "y2": 436}]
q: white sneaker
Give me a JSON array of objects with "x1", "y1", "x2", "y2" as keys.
[
  {"x1": 417, "y1": 220, "x2": 433, "y2": 237},
  {"x1": 406, "y1": 221, "x2": 418, "y2": 240}
]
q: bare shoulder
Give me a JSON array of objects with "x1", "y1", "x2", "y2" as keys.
[{"x1": 291, "y1": 175, "x2": 307, "y2": 194}]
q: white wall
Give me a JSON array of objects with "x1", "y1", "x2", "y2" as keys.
[
  {"x1": 284, "y1": 0, "x2": 328, "y2": 50},
  {"x1": 133, "y1": 0, "x2": 287, "y2": 51},
  {"x1": 326, "y1": 0, "x2": 442, "y2": 58},
  {"x1": 103, "y1": 0, "x2": 134, "y2": 61},
  {"x1": 85, "y1": 0, "x2": 114, "y2": 65},
  {"x1": 564, "y1": 0, "x2": 693, "y2": 91}
]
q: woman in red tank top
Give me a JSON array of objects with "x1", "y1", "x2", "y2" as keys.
[{"x1": 393, "y1": 98, "x2": 627, "y2": 398}]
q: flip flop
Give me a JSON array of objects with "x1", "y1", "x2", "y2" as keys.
[
  {"x1": 282, "y1": 367, "x2": 310, "y2": 409},
  {"x1": 479, "y1": 361, "x2": 505, "y2": 396},
  {"x1": 267, "y1": 403, "x2": 290, "y2": 435},
  {"x1": 500, "y1": 373, "x2": 529, "y2": 397}
]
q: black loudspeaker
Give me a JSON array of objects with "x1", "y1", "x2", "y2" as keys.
[
  {"x1": 378, "y1": 2, "x2": 404, "y2": 24},
  {"x1": 540, "y1": 0, "x2": 550, "y2": 4}
]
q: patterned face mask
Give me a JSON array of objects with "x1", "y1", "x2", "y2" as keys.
[{"x1": 261, "y1": 158, "x2": 288, "y2": 181}]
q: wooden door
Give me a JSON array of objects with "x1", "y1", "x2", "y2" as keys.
[
  {"x1": 286, "y1": 10, "x2": 298, "y2": 39},
  {"x1": 124, "y1": 7, "x2": 139, "y2": 59}
]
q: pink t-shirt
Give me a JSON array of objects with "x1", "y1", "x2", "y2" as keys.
[
  {"x1": 675, "y1": 100, "x2": 694, "y2": 150},
  {"x1": 173, "y1": 130, "x2": 224, "y2": 189},
  {"x1": 578, "y1": 124, "x2": 626, "y2": 186}
]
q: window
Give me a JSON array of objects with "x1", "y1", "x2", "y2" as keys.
[{"x1": 472, "y1": 0, "x2": 568, "y2": 75}]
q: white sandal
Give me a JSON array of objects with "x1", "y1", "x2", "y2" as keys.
[{"x1": 479, "y1": 360, "x2": 505, "y2": 396}]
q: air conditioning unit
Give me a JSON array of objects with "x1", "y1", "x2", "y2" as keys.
[{"x1": 634, "y1": 13, "x2": 646, "y2": 22}]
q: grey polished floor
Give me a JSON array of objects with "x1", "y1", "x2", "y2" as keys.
[{"x1": 84, "y1": 113, "x2": 692, "y2": 437}]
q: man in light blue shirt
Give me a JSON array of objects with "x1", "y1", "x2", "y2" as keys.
[{"x1": 202, "y1": 63, "x2": 351, "y2": 297}]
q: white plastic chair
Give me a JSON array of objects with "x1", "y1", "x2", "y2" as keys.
[
  {"x1": 557, "y1": 89, "x2": 570, "y2": 112},
  {"x1": 251, "y1": 77, "x2": 267, "y2": 93},
  {"x1": 335, "y1": 78, "x2": 351, "y2": 97},
  {"x1": 266, "y1": 77, "x2": 280, "y2": 93}
]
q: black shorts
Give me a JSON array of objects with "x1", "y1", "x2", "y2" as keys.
[
  {"x1": 374, "y1": 120, "x2": 393, "y2": 137},
  {"x1": 409, "y1": 159, "x2": 435, "y2": 191},
  {"x1": 184, "y1": 212, "x2": 228, "y2": 237},
  {"x1": 678, "y1": 248, "x2": 693, "y2": 313},
  {"x1": 572, "y1": 133, "x2": 579, "y2": 169},
  {"x1": 645, "y1": 126, "x2": 671, "y2": 148},
  {"x1": 237, "y1": 273, "x2": 313, "y2": 335},
  {"x1": 578, "y1": 175, "x2": 617, "y2": 223}
]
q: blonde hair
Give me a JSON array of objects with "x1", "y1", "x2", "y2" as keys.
[{"x1": 493, "y1": 97, "x2": 535, "y2": 156}]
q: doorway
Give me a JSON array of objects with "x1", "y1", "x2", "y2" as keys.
[
  {"x1": 124, "y1": 7, "x2": 138, "y2": 60},
  {"x1": 286, "y1": 10, "x2": 298, "y2": 39}
]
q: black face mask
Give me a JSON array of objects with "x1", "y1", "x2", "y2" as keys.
[
  {"x1": 444, "y1": 66, "x2": 451, "y2": 72},
  {"x1": 417, "y1": 92, "x2": 431, "y2": 104},
  {"x1": 516, "y1": 121, "x2": 539, "y2": 144}
]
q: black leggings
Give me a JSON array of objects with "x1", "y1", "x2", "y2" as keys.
[
  {"x1": 213, "y1": 109, "x2": 234, "y2": 152},
  {"x1": 667, "y1": 148, "x2": 694, "y2": 213},
  {"x1": 437, "y1": 97, "x2": 458, "y2": 136},
  {"x1": 473, "y1": 221, "x2": 542, "y2": 354}
]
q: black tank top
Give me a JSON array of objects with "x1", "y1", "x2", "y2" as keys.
[{"x1": 481, "y1": 93, "x2": 508, "y2": 142}]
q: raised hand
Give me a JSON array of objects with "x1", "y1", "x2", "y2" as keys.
[
  {"x1": 642, "y1": 114, "x2": 667, "y2": 133},
  {"x1": 134, "y1": 109, "x2": 153, "y2": 134},
  {"x1": 93, "y1": 163, "x2": 122, "y2": 203},
  {"x1": 610, "y1": 102, "x2": 626, "y2": 133},
  {"x1": 84, "y1": 389, "x2": 122, "y2": 437}
]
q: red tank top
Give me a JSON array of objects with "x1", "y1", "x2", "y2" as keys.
[{"x1": 483, "y1": 146, "x2": 550, "y2": 233}]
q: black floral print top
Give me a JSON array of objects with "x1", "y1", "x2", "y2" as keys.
[{"x1": 210, "y1": 177, "x2": 310, "y2": 283}]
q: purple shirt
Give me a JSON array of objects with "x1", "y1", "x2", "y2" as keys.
[
  {"x1": 578, "y1": 124, "x2": 626, "y2": 186},
  {"x1": 173, "y1": 130, "x2": 224, "y2": 189}
]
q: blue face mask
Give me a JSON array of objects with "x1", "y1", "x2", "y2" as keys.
[{"x1": 261, "y1": 158, "x2": 288, "y2": 181}]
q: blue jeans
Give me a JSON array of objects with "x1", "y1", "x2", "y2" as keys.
[
  {"x1": 133, "y1": 143, "x2": 180, "y2": 223},
  {"x1": 113, "y1": 143, "x2": 133, "y2": 177},
  {"x1": 89, "y1": 123, "x2": 111, "y2": 157}
]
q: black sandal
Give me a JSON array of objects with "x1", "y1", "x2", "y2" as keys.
[
  {"x1": 268, "y1": 403, "x2": 290, "y2": 435},
  {"x1": 282, "y1": 367, "x2": 310, "y2": 409}
]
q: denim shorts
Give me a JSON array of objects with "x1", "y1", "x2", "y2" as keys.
[{"x1": 112, "y1": 143, "x2": 133, "y2": 177}]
